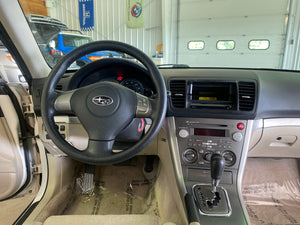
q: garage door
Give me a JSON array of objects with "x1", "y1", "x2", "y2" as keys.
[{"x1": 177, "y1": 0, "x2": 289, "y2": 69}]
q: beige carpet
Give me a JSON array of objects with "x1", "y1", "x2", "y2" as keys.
[
  {"x1": 63, "y1": 157, "x2": 160, "y2": 216},
  {"x1": 242, "y1": 158, "x2": 300, "y2": 225}
]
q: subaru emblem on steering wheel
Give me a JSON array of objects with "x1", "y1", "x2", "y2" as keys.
[{"x1": 92, "y1": 95, "x2": 114, "y2": 106}]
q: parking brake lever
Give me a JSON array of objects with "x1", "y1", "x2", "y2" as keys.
[{"x1": 210, "y1": 153, "x2": 225, "y2": 193}]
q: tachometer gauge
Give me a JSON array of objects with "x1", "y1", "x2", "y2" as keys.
[{"x1": 121, "y1": 79, "x2": 144, "y2": 95}]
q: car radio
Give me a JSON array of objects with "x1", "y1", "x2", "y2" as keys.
[
  {"x1": 175, "y1": 118, "x2": 246, "y2": 170},
  {"x1": 187, "y1": 81, "x2": 237, "y2": 110}
]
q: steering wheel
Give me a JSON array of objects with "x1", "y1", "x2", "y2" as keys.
[{"x1": 41, "y1": 41, "x2": 167, "y2": 165}]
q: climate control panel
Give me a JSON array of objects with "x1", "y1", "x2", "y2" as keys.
[{"x1": 176, "y1": 118, "x2": 247, "y2": 170}]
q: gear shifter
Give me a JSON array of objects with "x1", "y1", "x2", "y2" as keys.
[
  {"x1": 193, "y1": 153, "x2": 231, "y2": 216},
  {"x1": 210, "y1": 153, "x2": 225, "y2": 193}
]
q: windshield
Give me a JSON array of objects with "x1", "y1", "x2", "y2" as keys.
[{"x1": 19, "y1": 0, "x2": 297, "y2": 71}]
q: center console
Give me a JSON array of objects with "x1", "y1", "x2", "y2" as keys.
[
  {"x1": 166, "y1": 117, "x2": 252, "y2": 225},
  {"x1": 177, "y1": 118, "x2": 247, "y2": 217},
  {"x1": 165, "y1": 75, "x2": 257, "y2": 225}
]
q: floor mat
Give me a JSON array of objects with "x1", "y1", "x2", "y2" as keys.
[
  {"x1": 63, "y1": 157, "x2": 160, "y2": 216},
  {"x1": 242, "y1": 158, "x2": 300, "y2": 225}
]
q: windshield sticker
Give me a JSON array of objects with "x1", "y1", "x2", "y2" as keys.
[
  {"x1": 126, "y1": 0, "x2": 144, "y2": 28},
  {"x1": 79, "y1": 0, "x2": 94, "y2": 31}
]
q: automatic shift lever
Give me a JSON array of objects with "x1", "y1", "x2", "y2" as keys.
[
  {"x1": 193, "y1": 153, "x2": 230, "y2": 215},
  {"x1": 210, "y1": 153, "x2": 225, "y2": 193}
]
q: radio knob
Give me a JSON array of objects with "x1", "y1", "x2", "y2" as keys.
[
  {"x1": 183, "y1": 148, "x2": 197, "y2": 163},
  {"x1": 232, "y1": 132, "x2": 243, "y2": 142},
  {"x1": 179, "y1": 129, "x2": 189, "y2": 138}
]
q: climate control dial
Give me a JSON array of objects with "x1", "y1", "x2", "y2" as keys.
[
  {"x1": 183, "y1": 148, "x2": 198, "y2": 163},
  {"x1": 222, "y1": 150, "x2": 236, "y2": 167}
]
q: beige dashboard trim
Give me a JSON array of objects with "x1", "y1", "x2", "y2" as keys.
[
  {"x1": 165, "y1": 117, "x2": 187, "y2": 198},
  {"x1": 264, "y1": 118, "x2": 300, "y2": 128},
  {"x1": 249, "y1": 118, "x2": 300, "y2": 158},
  {"x1": 236, "y1": 120, "x2": 253, "y2": 225}
]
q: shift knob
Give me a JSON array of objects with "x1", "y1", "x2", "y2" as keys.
[{"x1": 211, "y1": 153, "x2": 225, "y2": 192}]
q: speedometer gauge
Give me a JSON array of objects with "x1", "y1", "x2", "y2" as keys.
[{"x1": 121, "y1": 79, "x2": 144, "y2": 95}]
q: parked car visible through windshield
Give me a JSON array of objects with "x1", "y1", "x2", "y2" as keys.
[
  {"x1": 0, "y1": 41, "x2": 28, "y2": 89},
  {"x1": 48, "y1": 31, "x2": 124, "y2": 66},
  {"x1": 26, "y1": 14, "x2": 125, "y2": 68}
]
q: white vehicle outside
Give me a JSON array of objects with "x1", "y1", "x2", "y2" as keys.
[{"x1": 0, "y1": 41, "x2": 28, "y2": 89}]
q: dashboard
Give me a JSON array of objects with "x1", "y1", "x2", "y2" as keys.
[
  {"x1": 32, "y1": 60, "x2": 300, "y2": 160},
  {"x1": 52, "y1": 61, "x2": 300, "y2": 121},
  {"x1": 162, "y1": 68, "x2": 300, "y2": 119}
]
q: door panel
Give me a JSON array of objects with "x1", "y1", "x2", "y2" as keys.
[{"x1": 0, "y1": 85, "x2": 28, "y2": 200}]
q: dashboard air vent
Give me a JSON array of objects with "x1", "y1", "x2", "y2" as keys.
[
  {"x1": 170, "y1": 80, "x2": 186, "y2": 108},
  {"x1": 238, "y1": 82, "x2": 255, "y2": 111}
]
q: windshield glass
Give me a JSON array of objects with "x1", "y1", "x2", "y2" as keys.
[{"x1": 19, "y1": 0, "x2": 297, "y2": 71}]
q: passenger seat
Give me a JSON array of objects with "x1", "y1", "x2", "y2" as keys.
[{"x1": 43, "y1": 215, "x2": 162, "y2": 225}]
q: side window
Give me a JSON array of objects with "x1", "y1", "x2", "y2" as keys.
[
  {"x1": 0, "y1": 41, "x2": 28, "y2": 89},
  {"x1": 63, "y1": 35, "x2": 76, "y2": 47},
  {"x1": 249, "y1": 40, "x2": 270, "y2": 50},
  {"x1": 188, "y1": 41, "x2": 205, "y2": 50},
  {"x1": 217, "y1": 40, "x2": 235, "y2": 50}
]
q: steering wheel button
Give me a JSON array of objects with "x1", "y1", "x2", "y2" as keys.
[{"x1": 138, "y1": 107, "x2": 147, "y2": 112}]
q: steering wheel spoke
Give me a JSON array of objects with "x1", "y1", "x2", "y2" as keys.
[
  {"x1": 136, "y1": 93, "x2": 154, "y2": 118},
  {"x1": 54, "y1": 90, "x2": 76, "y2": 114},
  {"x1": 85, "y1": 139, "x2": 115, "y2": 159}
]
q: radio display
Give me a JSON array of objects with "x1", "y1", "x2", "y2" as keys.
[
  {"x1": 194, "y1": 128, "x2": 226, "y2": 137},
  {"x1": 191, "y1": 83, "x2": 231, "y2": 102}
]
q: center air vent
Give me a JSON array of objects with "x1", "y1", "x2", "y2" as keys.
[
  {"x1": 238, "y1": 82, "x2": 256, "y2": 111},
  {"x1": 170, "y1": 80, "x2": 186, "y2": 108}
]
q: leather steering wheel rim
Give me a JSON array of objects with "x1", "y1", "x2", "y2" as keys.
[{"x1": 41, "y1": 40, "x2": 167, "y2": 165}]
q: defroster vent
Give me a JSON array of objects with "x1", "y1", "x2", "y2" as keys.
[
  {"x1": 170, "y1": 80, "x2": 186, "y2": 108},
  {"x1": 238, "y1": 82, "x2": 256, "y2": 111}
]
